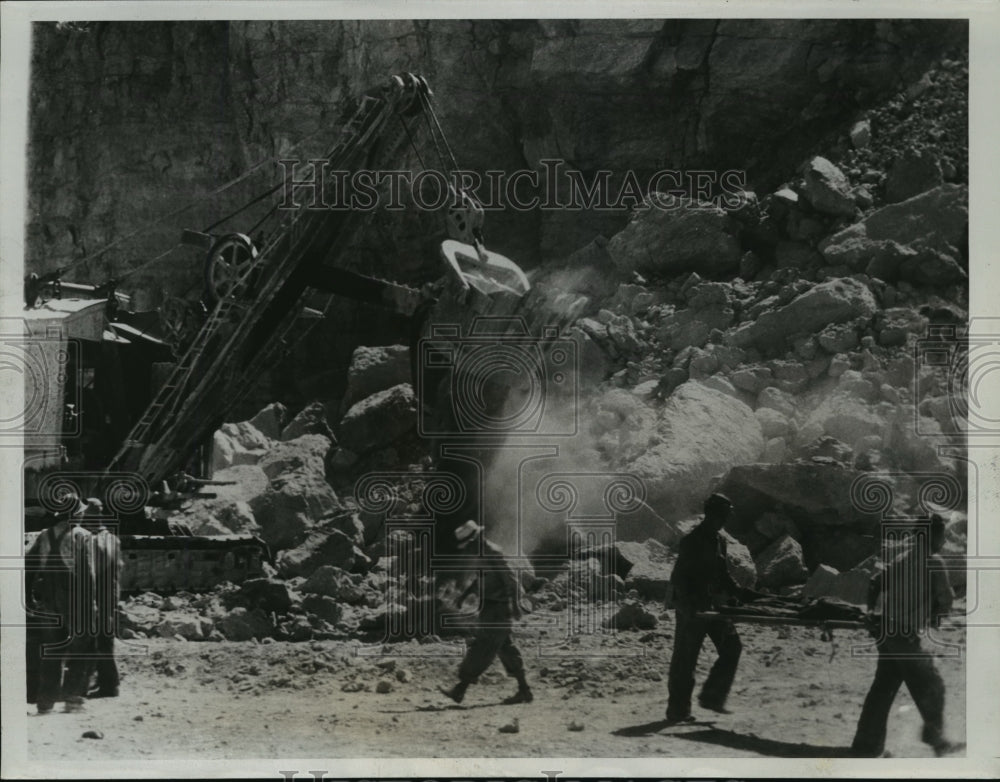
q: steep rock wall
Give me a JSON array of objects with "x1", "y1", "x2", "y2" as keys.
[{"x1": 29, "y1": 18, "x2": 965, "y2": 294}]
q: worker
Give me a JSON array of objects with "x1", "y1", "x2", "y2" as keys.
[
  {"x1": 439, "y1": 521, "x2": 532, "y2": 705},
  {"x1": 79, "y1": 498, "x2": 123, "y2": 698},
  {"x1": 25, "y1": 495, "x2": 97, "y2": 714},
  {"x1": 850, "y1": 514, "x2": 963, "y2": 757},
  {"x1": 665, "y1": 492, "x2": 747, "y2": 723}
]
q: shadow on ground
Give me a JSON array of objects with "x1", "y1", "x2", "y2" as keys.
[{"x1": 612, "y1": 721, "x2": 855, "y2": 757}]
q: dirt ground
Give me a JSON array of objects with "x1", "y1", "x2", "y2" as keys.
[{"x1": 24, "y1": 604, "x2": 966, "y2": 761}]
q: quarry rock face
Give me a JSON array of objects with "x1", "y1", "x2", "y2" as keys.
[{"x1": 29, "y1": 19, "x2": 964, "y2": 293}]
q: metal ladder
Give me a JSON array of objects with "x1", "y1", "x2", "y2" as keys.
[
  {"x1": 105, "y1": 75, "x2": 430, "y2": 488},
  {"x1": 108, "y1": 295, "x2": 241, "y2": 463}
]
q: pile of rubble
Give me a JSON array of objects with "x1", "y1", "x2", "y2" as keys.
[{"x1": 531, "y1": 56, "x2": 970, "y2": 534}]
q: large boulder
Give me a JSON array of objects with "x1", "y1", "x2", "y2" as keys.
[
  {"x1": 819, "y1": 184, "x2": 967, "y2": 285},
  {"x1": 301, "y1": 565, "x2": 369, "y2": 604},
  {"x1": 275, "y1": 528, "x2": 366, "y2": 579},
  {"x1": 251, "y1": 435, "x2": 340, "y2": 550},
  {"x1": 715, "y1": 462, "x2": 884, "y2": 570},
  {"x1": 301, "y1": 594, "x2": 344, "y2": 626},
  {"x1": 338, "y1": 383, "x2": 417, "y2": 453},
  {"x1": 239, "y1": 577, "x2": 297, "y2": 613},
  {"x1": 252, "y1": 475, "x2": 340, "y2": 550},
  {"x1": 185, "y1": 500, "x2": 258, "y2": 537},
  {"x1": 215, "y1": 606, "x2": 274, "y2": 641},
  {"x1": 606, "y1": 197, "x2": 742, "y2": 277},
  {"x1": 726, "y1": 278, "x2": 878, "y2": 350},
  {"x1": 754, "y1": 510, "x2": 799, "y2": 542},
  {"x1": 754, "y1": 533, "x2": 809, "y2": 588},
  {"x1": 257, "y1": 434, "x2": 331, "y2": 479},
  {"x1": 718, "y1": 462, "x2": 876, "y2": 525},
  {"x1": 576, "y1": 539, "x2": 675, "y2": 599},
  {"x1": 757, "y1": 386, "x2": 797, "y2": 418},
  {"x1": 120, "y1": 603, "x2": 163, "y2": 634},
  {"x1": 618, "y1": 382, "x2": 764, "y2": 519},
  {"x1": 280, "y1": 401, "x2": 335, "y2": 441},
  {"x1": 801, "y1": 156, "x2": 856, "y2": 217},
  {"x1": 801, "y1": 562, "x2": 872, "y2": 606},
  {"x1": 795, "y1": 394, "x2": 891, "y2": 454},
  {"x1": 721, "y1": 530, "x2": 757, "y2": 589},
  {"x1": 755, "y1": 407, "x2": 793, "y2": 439},
  {"x1": 341, "y1": 345, "x2": 412, "y2": 413},
  {"x1": 249, "y1": 402, "x2": 288, "y2": 440},
  {"x1": 176, "y1": 464, "x2": 268, "y2": 536},
  {"x1": 210, "y1": 420, "x2": 273, "y2": 472},
  {"x1": 588, "y1": 388, "x2": 659, "y2": 465},
  {"x1": 155, "y1": 612, "x2": 213, "y2": 641}
]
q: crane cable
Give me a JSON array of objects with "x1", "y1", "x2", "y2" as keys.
[
  {"x1": 55, "y1": 121, "x2": 333, "y2": 277},
  {"x1": 72, "y1": 84, "x2": 457, "y2": 287},
  {"x1": 114, "y1": 243, "x2": 186, "y2": 281},
  {"x1": 419, "y1": 90, "x2": 460, "y2": 175}
]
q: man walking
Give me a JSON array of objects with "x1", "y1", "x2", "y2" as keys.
[
  {"x1": 440, "y1": 521, "x2": 532, "y2": 705},
  {"x1": 80, "y1": 498, "x2": 123, "y2": 698},
  {"x1": 25, "y1": 495, "x2": 97, "y2": 714},
  {"x1": 665, "y1": 492, "x2": 746, "y2": 723},
  {"x1": 851, "y1": 514, "x2": 962, "y2": 757}
]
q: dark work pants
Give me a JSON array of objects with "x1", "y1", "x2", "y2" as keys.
[
  {"x1": 25, "y1": 617, "x2": 44, "y2": 703},
  {"x1": 667, "y1": 605, "x2": 742, "y2": 719},
  {"x1": 33, "y1": 624, "x2": 94, "y2": 708},
  {"x1": 851, "y1": 636, "x2": 946, "y2": 755},
  {"x1": 93, "y1": 631, "x2": 120, "y2": 695},
  {"x1": 458, "y1": 601, "x2": 525, "y2": 684}
]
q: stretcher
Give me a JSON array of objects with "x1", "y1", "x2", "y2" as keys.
[{"x1": 695, "y1": 611, "x2": 871, "y2": 632}]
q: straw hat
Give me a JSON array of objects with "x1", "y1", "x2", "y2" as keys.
[{"x1": 454, "y1": 520, "x2": 482, "y2": 549}]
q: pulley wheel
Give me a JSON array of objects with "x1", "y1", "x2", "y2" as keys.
[{"x1": 204, "y1": 233, "x2": 258, "y2": 303}]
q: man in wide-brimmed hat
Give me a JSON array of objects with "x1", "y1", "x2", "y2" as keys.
[
  {"x1": 439, "y1": 520, "x2": 532, "y2": 705},
  {"x1": 25, "y1": 493, "x2": 97, "y2": 714}
]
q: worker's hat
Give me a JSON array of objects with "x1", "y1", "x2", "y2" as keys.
[
  {"x1": 454, "y1": 520, "x2": 482, "y2": 549},
  {"x1": 55, "y1": 493, "x2": 88, "y2": 519},
  {"x1": 704, "y1": 492, "x2": 733, "y2": 513}
]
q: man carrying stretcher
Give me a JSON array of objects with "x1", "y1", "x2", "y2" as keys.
[{"x1": 665, "y1": 492, "x2": 761, "y2": 724}]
